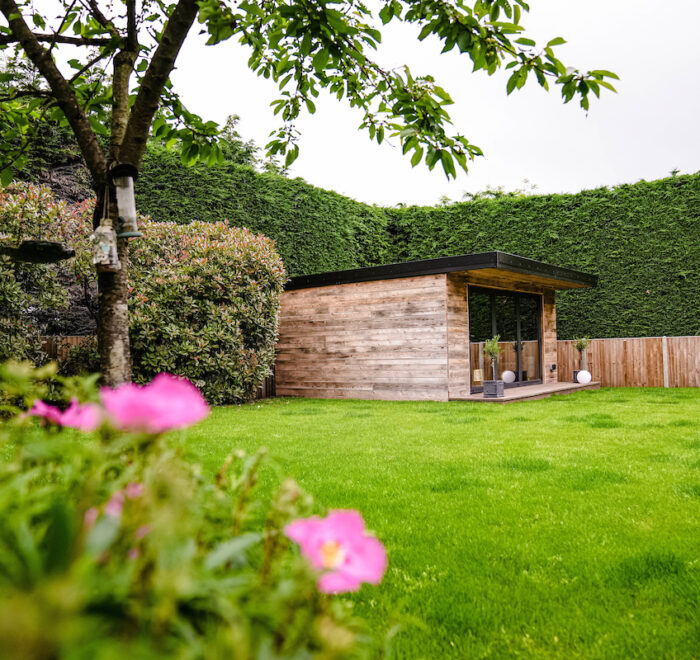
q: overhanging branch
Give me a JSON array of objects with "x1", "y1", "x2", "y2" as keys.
[
  {"x1": 0, "y1": 33, "x2": 111, "y2": 46},
  {"x1": 120, "y1": 0, "x2": 199, "y2": 167},
  {"x1": 0, "y1": 0, "x2": 107, "y2": 179}
]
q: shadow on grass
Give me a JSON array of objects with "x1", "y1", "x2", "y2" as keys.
[
  {"x1": 499, "y1": 457, "x2": 552, "y2": 472},
  {"x1": 564, "y1": 467, "x2": 629, "y2": 491},
  {"x1": 611, "y1": 551, "x2": 687, "y2": 587}
]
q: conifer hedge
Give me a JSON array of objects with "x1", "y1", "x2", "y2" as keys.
[
  {"x1": 136, "y1": 146, "x2": 390, "y2": 277},
  {"x1": 135, "y1": 146, "x2": 699, "y2": 340},
  {"x1": 386, "y1": 174, "x2": 700, "y2": 339}
]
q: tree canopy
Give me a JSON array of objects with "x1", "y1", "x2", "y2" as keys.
[{"x1": 0, "y1": 0, "x2": 617, "y2": 184}]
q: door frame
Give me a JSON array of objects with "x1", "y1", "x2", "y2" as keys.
[{"x1": 467, "y1": 285, "x2": 543, "y2": 393}]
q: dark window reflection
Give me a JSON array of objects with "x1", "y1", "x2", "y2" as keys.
[{"x1": 468, "y1": 287, "x2": 541, "y2": 390}]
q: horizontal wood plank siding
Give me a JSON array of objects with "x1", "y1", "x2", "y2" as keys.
[
  {"x1": 446, "y1": 273, "x2": 470, "y2": 399},
  {"x1": 276, "y1": 274, "x2": 449, "y2": 400},
  {"x1": 542, "y1": 289, "x2": 557, "y2": 384}
]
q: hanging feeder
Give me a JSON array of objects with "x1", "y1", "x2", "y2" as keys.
[
  {"x1": 110, "y1": 163, "x2": 143, "y2": 239},
  {"x1": 0, "y1": 240, "x2": 75, "y2": 264},
  {"x1": 91, "y1": 216, "x2": 121, "y2": 272}
]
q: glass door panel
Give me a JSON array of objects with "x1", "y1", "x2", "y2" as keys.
[
  {"x1": 468, "y1": 287, "x2": 542, "y2": 392},
  {"x1": 518, "y1": 295, "x2": 541, "y2": 382},
  {"x1": 494, "y1": 294, "x2": 517, "y2": 378},
  {"x1": 468, "y1": 289, "x2": 492, "y2": 388}
]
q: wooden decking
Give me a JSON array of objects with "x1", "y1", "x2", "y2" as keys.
[{"x1": 455, "y1": 381, "x2": 600, "y2": 403}]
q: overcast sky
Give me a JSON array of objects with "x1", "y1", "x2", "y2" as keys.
[{"x1": 171, "y1": 0, "x2": 700, "y2": 207}]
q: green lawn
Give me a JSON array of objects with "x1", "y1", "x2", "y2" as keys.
[{"x1": 186, "y1": 388, "x2": 700, "y2": 659}]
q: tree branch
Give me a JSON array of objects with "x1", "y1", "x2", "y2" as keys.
[
  {"x1": 0, "y1": 0, "x2": 107, "y2": 181},
  {"x1": 0, "y1": 33, "x2": 111, "y2": 46},
  {"x1": 111, "y1": 0, "x2": 139, "y2": 160},
  {"x1": 47, "y1": 0, "x2": 79, "y2": 55},
  {"x1": 80, "y1": 0, "x2": 121, "y2": 40},
  {"x1": 120, "y1": 0, "x2": 199, "y2": 168},
  {"x1": 0, "y1": 87, "x2": 50, "y2": 101}
]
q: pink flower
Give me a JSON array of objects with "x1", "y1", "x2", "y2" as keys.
[
  {"x1": 100, "y1": 373, "x2": 209, "y2": 434},
  {"x1": 285, "y1": 510, "x2": 387, "y2": 594},
  {"x1": 104, "y1": 491, "x2": 125, "y2": 518},
  {"x1": 135, "y1": 525, "x2": 150, "y2": 539},
  {"x1": 84, "y1": 507, "x2": 99, "y2": 528},
  {"x1": 59, "y1": 399, "x2": 101, "y2": 431},
  {"x1": 28, "y1": 398, "x2": 100, "y2": 432},
  {"x1": 125, "y1": 482, "x2": 144, "y2": 499},
  {"x1": 28, "y1": 400, "x2": 63, "y2": 426},
  {"x1": 127, "y1": 548, "x2": 140, "y2": 560}
]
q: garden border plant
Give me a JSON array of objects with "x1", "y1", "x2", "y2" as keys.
[{"x1": 0, "y1": 361, "x2": 388, "y2": 657}]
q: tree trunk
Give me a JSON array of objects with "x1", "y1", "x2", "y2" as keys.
[
  {"x1": 580, "y1": 350, "x2": 588, "y2": 371},
  {"x1": 94, "y1": 188, "x2": 131, "y2": 386}
]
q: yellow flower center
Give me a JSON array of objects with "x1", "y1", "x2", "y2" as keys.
[{"x1": 319, "y1": 540, "x2": 346, "y2": 568}]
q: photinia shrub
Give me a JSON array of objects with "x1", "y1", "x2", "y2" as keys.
[
  {"x1": 0, "y1": 362, "x2": 386, "y2": 657},
  {"x1": 0, "y1": 183, "x2": 93, "y2": 363},
  {"x1": 128, "y1": 220, "x2": 286, "y2": 404},
  {"x1": 1, "y1": 183, "x2": 286, "y2": 404}
]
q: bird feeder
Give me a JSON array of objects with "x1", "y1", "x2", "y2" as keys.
[
  {"x1": 110, "y1": 163, "x2": 142, "y2": 239},
  {"x1": 0, "y1": 240, "x2": 75, "y2": 263},
  {"x1": 91, "y1": 216, "x2": 120, "y2": 272}
]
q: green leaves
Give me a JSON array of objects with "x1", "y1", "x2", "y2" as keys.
[{"x1": 204, "y1": 533, "x2": 261, "y2": 570}]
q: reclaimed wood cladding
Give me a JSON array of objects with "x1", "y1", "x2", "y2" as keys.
[
  {"x1": 276, "y1": 274, "x2": 450, "y2": 400},
  {"x1": 446, "y1": 273, "x2": 470, "y2": 399},
  {"x1": 542, "y1": 289, "x2": 558, "y2": 384}
]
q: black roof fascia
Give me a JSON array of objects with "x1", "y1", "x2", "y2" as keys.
[{"x1": 286, "y1": 251, "x2": 597, "y2": 291}]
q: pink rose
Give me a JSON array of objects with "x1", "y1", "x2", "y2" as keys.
[
  {"x1": 100, "y1": 373, "x2": 209, "y2": 434},
  {"x1": 125, "y1": 482, "x2": 144, "y2": 499},
  {"x1": 285, "y1": 510, "x2": 387, "y2": 594},
  {"x1": 28, "y1": 398, "x2": 100, "y2": 432},
  {"x1": 83, "y1": 507, "x2": 99, "y2": 528},
  {"x1": 104, "y1": 491, "x2": 125, "y2": 518}
]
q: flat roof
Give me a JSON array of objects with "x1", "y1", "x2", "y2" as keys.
[{"x1": 286, "y1": 251, "x2": 598, "y2": 291}]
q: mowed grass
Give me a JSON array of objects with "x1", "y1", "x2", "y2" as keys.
[{"x1": 186, "y1": 388, "x2": 700, "y2": 659}]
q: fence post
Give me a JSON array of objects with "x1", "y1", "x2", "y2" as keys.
[{"x1": 662, "y1": 336, "x2": 669, "y2": 388}]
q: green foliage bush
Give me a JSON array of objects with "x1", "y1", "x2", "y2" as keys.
[
  {"x1": 1, "y1": 185, "x2": 286, "y2": 403},
  {"x1": 0, "y1": 184, "x2": 94, "y2": 363},
  {"x1": 0, "y1": 362, "x2": 373, "y2": 658},
  {"x1": 385, "y1": 174, "x2": 700, "y2": 338},
  {"x1": 136, "y1": 145, "x2": 391, "y2": 277},
  {"x1": 129, "y1": 220, "x2": 286, "y2": 404}
]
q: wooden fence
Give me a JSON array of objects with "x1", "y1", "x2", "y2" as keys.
[
  {"x1": 557, "y1": 336, "x2": 700, "y2": 388},
  {"x1": 43, "y1": 335, "x2": 699, "y2": 393},
  {"x1": 41, "y1": 336, "x2": 276, "y2": 399},
  {"x1": 42, "y1": 335, "x2": 94, "y2": 361}
]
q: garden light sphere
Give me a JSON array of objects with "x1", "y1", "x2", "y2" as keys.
[
  {"x1": 501, "y1": 370, "x2": 516, "y2": 383},
  {"x1": 577, "y1": 370, "x2": 592, "y2": 385}
]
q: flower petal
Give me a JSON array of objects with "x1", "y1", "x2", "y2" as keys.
[{"x1": 318, "y1": 570, "x2": 363, "y2": 594}]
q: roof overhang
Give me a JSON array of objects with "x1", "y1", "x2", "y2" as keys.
[{"x1": 286, "y1": 251, "x2": 597, "y2": 291}]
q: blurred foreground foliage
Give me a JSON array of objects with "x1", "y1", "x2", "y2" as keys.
[{"x1": 0, "y1": 362, "x2": 375, "y2": 659}]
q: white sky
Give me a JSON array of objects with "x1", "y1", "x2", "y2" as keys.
[{"x1": 173, "y1": 0, "x2": 700, "y2": 207}]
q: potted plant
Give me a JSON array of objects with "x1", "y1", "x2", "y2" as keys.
[
  {"x1": 483, "y1": 335, "x2": 504, "y2": 398},
  {"x1": 573, "y1": 337, "x2": 591, "y2": 382}
]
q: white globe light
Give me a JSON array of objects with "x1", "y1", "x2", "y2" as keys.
[
  {"x1": 501, "y1": 370, "x2": 516, "y2": 383},
  {"x1": 577, "y1": 369, "x2": 592, "y2": 385}
]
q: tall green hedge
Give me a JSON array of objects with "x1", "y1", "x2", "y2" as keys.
[
  {"x1": 135, "y1": 147, "x2": 699, "y2": 340},
  {"x1": 136, "y1": 146, "x2": 390, "y2": 277},
  {"x1": 385, "y1": 174, "x2": 700, "y2": 339}
]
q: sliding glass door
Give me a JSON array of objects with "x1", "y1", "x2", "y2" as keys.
[{"x1": 468, "y1": 287, "x2": 542, "y2": 392}]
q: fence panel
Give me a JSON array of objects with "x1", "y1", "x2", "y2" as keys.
[
  {"x1": 667, "y1": 336, "x2": 700, "y2": 387},
  {"x1": 557, "y1": 336, "x2": 698, "y2": 388},
  {"x1": 43, "y1": 335, "x2": 698, "y2": 392}
]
